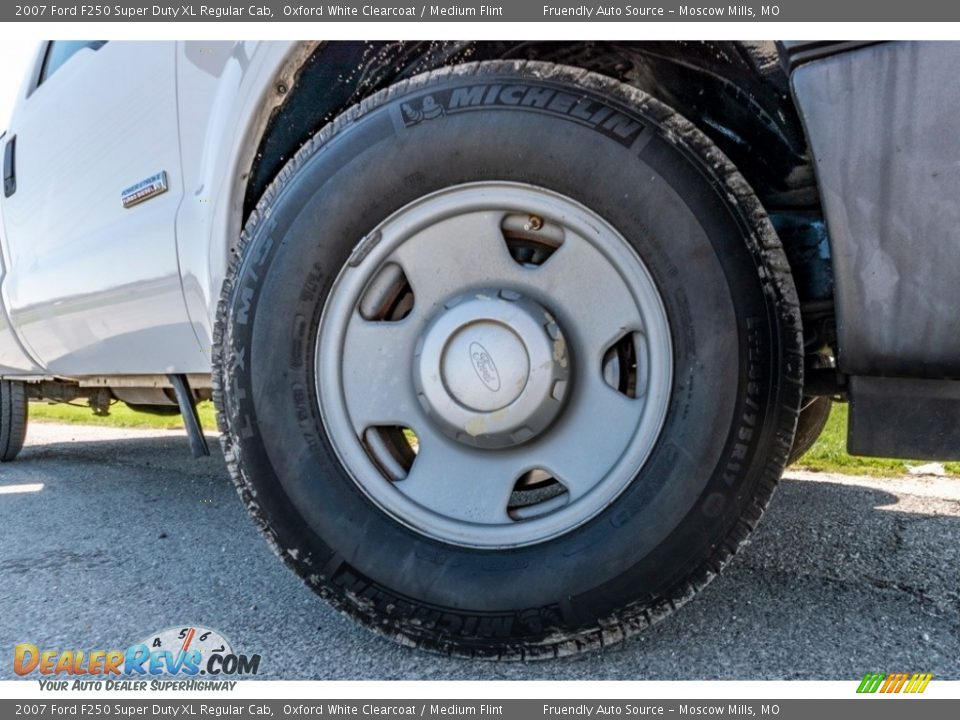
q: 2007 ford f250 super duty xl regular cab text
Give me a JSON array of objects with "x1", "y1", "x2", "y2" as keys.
[{"x1": 2, "y1": 40, "x2": 958, "y2": 658}]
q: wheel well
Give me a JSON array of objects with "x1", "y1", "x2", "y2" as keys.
[{"x1": 245, "y1": 41, "x2": 832, "y2": 312}]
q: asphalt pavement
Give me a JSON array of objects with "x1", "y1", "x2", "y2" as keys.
[{"x1": 2, "y1": 422, "x2": 958, "y2": 680}]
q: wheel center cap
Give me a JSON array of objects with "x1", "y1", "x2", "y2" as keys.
[
  {"x1": 414, "y1": 291, "x2": 570, "y2": 449},
  {"x1": 442, "y1": 321, "x2": 528, "y2": 412}
]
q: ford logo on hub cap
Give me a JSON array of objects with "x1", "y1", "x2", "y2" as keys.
[{"x1": 469, "y1": 342, "x2": 501, "y2": 392}]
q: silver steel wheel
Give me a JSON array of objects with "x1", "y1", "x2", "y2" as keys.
[{"x1": 317, "y1": 182, "x2": 672, "y2": 548}]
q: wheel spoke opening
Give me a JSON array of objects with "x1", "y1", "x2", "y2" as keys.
[
  {"x1": 501, "y1": 213, "x2": 564, "y2": 267},
  {"x1": 508, "y1": 469, "x2": 569, "y2": 520},
  {"x1": 359, "y1": 262, "x2": 414, "y2": 321},
  {"x1": 362, "y1": 426, "x2": 419, "y2": 481},
  {"x1": 602, "y1": 331, "x2": 650, "y2": 399}
]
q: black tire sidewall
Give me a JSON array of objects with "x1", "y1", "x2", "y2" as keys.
[
  {"x1": 218, "y1": 67, "x2": 796, "y2": 645},
  {"x1": 0, "y1": 380, "x2": 28, "y2": 462}
]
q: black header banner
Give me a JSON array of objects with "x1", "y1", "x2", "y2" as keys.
[{"x1": 4, "y1": 1, "x2": 958, "y2": 22}]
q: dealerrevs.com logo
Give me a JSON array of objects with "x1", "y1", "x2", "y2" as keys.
[{"x1": 14, "y1": 626, "x2": 260, "y2": 690}]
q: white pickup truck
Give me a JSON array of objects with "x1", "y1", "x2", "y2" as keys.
[{"x1": 2, "y1": 40, "x2": 959, "y2": 658}]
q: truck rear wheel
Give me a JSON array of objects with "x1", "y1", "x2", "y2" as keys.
[
  {"x1": 0, "y1": 380, "x2": 28, "y2": 462},
  {"x1": 214, "y1": 61, "x2": 803, "y2": 658}
]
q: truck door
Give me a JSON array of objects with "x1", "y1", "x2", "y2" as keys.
[{"x1": 0, "y1": 41, "x2": 206, "y2": 374}]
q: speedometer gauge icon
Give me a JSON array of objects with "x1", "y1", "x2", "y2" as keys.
[{"x1": 135, "y1": 625, "x2": 233, "y2": 674}]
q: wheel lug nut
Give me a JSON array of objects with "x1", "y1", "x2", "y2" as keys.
[{"x1": 525, "y1": 215, "x2": 544, "y2": 232}]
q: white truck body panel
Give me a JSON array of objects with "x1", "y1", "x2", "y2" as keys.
[
  {"x1": 0, "y1": 40, "x2": 302, "y2": 376},
  {"x1": 2, "y1": 41, "x2": 199, "y2": 374}
]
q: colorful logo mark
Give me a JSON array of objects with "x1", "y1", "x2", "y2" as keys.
[
  {"x1": 857, "y1": 672, "x2": 932, "y2": 694},
  {"x1": 14, "y1": 625, "x2": 260, "y2": 678}
]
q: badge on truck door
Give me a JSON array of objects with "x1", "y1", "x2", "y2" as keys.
[{"x1": 121, "y1": 171, "x2": 168, "y2": 209}]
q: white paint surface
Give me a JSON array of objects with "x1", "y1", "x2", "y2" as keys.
[{"x1": 0, "y1": 38, "x2": 39, "y2": 131}]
